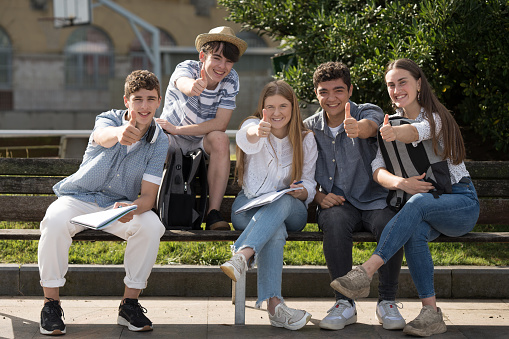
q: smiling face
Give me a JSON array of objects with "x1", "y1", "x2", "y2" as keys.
[
  {"x1": 199, "y1": 46, "x2": 234, "y2": 89},
  {"x1": 124, "y1": 88, "x2": 161, "y2": 131},
  {"x1": 264, "y1": 94, "x2": 292, "y2": 138},
  {"x1": 385, "y1": 68, "x2": 421, "y2": 114},
  {"x1": 315, "y1": 78, "x2": 353, "y2": 127}
]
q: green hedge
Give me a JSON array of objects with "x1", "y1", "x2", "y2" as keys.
[{"x1": 219, "y1": 0, "x2": 509, "y2": 151}]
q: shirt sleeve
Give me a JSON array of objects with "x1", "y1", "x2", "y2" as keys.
[
  {"x1": 143, "y1": 136, "x2": 169, "y2": 185},
  {"x1": 371, "y1": 146, "x2": 386, "y2": 173},
  {"x1": 170, "y1": 60, "x2": 198, "y2": 86},
  {"x1": 217, "y1": 70, "x2": 239, "y2": 110},
  {"x1": 356, "y1": 103, "x2": 384, "y2": 126},
  {"x1": 412, "y1": 112, "x2": 442, "y2": 147},
  {"x1": 301, "y1": 132, "x2": 318, "y2": 206},
  {"x1": 235, "y1": 118, "x2": 265, "y2": 154}
]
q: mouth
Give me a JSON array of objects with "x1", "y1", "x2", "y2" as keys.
[
  {"x1": 213, "y1": 69, "x2": 225, "y2": 77},
  {"x1": 138, "y1": 112, "x2": 152, "y2": 118},
  {"x1": 394, "y1": 94, "x2": 406, "y2": 101}
]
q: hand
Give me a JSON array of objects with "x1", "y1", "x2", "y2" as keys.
[
  {"x1": 319, "y1": 193, "x2": 345, "y2": 209},
  {"x1": 188, "y1": 68, "x2": 208, "y2": 97},
  {"x1": 380, "y1": 114, "x2": 397, "y2": 142},
  {"x1": 398, "y1": 173, "x2": 435, "y2": 195},
  {"x1": 286, "y1": 181, "x2": 307, "y2": 201},
  {"x1": 155, "y1": 118, "x2": 178, "y2": 135},
  {"x1": 118, "y1": 111, "x2": 142, "y2": 145},
  {"x1": 113, "y1": 202, "x2": 135, "y2": 223},
  {"x1": 257, "y1": 109, "x2": 272, "y2": 138},
  {"x1": 343, "y1": 102, "x2": 359, "y2": 138}
]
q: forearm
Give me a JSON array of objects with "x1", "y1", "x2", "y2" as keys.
[
  {"x1": 173, "y1": 118, "x2": 229, "y2": 136},
  {"x1": 357, "y1": 119, "x2": 378, "y2": 139},
  {"x1": 373, "y1": 167, "x2": 402, "y2": 190},
  {"x1": 93, "y1": 127, "x2": 120, "y2": 148},
  {"x1": 394, "y1": 124, "x2": 419, "y2": 143}
]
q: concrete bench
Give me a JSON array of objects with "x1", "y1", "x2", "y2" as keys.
[{"x1": 1, "y1": 158, "x2": 508, "y2": 324}]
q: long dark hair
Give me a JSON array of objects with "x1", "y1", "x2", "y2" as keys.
[{"x1": 385, "y1": 59, "x2": 466, "y2": 164}]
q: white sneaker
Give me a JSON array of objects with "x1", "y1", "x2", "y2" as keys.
[
  {"x1": 220, "y1": 253, "x2": 247, "y2": 282},
  {"x1": 376, "y1": 300, "x2": 406, "y2": 330},
  {"x1": 268, "y1": 302, "x2": 311, "y2": 331},
  {"x1": 319, "y1": 299, "x2": 357, "y2": 330}
]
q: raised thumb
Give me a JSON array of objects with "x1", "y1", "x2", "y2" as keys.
[
  {"x1": 129, "y1": 111, "x2": 137, "y2": 126},
  {"x1": 383, "y1": 114, "x2": 389, "y2": 126},
  {"x1": 262, "y1": 109, "x2": 269, "y2": 122},
  {"x1": 345, "y1": 102, "x2": 351, "y2": 119}
]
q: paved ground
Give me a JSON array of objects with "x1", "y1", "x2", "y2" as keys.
[{"x1": 0, "y1": 297, "x2": 507, "y2": 338}]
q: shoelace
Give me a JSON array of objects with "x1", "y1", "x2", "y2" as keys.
[
  {"x1": 275, "y1": 303, "x2": 295, "y2": 318},
  {"x1": 327, "y1": 300, "x2": 351, "y2": 315},
  {"x1": 123, "y1": 299, "x2": 148, "y2": 316},
  {"x1": 229, "y1": 254, "x2": 246, "y2": 273},
  {"x1": 44, "y1": 297, "x2": 65, "y2": 320},
  {"x1": 380, "y1": 301, "x2": 403, "y2": 317}
]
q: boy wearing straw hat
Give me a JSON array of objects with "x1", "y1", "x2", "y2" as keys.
[{"x1": 156, "y1": 26, "x2": 247, "y2": 230}]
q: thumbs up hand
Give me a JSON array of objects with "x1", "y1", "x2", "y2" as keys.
[
  {"x1": 180, "y1": 67, "x2": 208, "y2": 97},
  {"x1": 119, "y1": 111, "x2": 142, "y2": 145},
  {"x1": 343, "y1": 102, "x2": 359, "y2": 139},
  {"x1": 257, "y1": 109, "x2": 272, "y2": 138},
  {"x1": 380, "y1": 114, "x2": 397, "y2": 142}
]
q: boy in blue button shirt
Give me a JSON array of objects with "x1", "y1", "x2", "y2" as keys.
[
  {"x1": 37, "y1": 70, "x2": 169, "y2": 335},
  {"x1": 304, "y1": 62, "x2": 405, "y2": 331}
]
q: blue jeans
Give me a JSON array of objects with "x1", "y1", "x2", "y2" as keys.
[
  {"x1": 231, "y1": 191, "x2": 308, "y2": 308},
  {"x1": 374, "y1": 178, "x2": 480, "y2": 299}
]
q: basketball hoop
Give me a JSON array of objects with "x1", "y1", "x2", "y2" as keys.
[{"x1": 39, "y1": 0, "x2": 92, "y2": 28}]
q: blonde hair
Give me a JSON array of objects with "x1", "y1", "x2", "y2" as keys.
[
  {"x1": 235, "y1": 80, "x2": 311, "y2": 187},
  {"x1": 385, "y1": 59, "x2": 466, "y2": 164}
]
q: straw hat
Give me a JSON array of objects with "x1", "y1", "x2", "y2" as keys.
[{"x1": 195, "y1": 26, "x2": 248, "y2": 56}]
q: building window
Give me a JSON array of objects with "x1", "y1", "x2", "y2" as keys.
[
  {"x1": 64, "y1": 26, "x2": 114, "y2": 89},
  {"x1": 0, "y1": 26, "x2": 13, "y2": 110},
  {"x1": 130, "y1": 28, "x2": 176, "y2": 75}
]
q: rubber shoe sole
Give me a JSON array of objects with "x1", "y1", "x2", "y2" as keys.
[
  {"x1": 220, "y1": 264, "x2": 238, "y2": 282},
  {"x1": 330, "y1": 280, "x2": 370, "y2": 300},
  {"x1": 39, "y1": 326, "x2": 66, "y2": 336},
  {"x1": 117, "y1": 315, "x2": 153, "y2": 332},
  {"x1": 270, "y1": 311, "x2": 312, "y2": 331},
  {"x1": 403, "y1": 322, "x2": 447, "y2": 337},
  {"x1": 319, "y1": 313, "x2": 357, "y2": 330}
]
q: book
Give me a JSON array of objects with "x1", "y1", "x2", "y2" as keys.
[
  {"x1": 70, "y1": 205, "x2": 138, "y2": 230},
  {"x1": 234, "y1": 187, "x2": 303, "y2": 214}
]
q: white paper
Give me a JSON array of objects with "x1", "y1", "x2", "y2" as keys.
[
  {"x1": 70, "y1": 205, "x2": 137, "y2": 229},
  {"x1": 234, "y1": 187, "x2": 303, "y2": 214}
]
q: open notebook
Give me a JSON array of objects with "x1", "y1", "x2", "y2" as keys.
[
  {"x1": 70, "y1": 205, "x2": 137, "y2": 230},
  {"x1": 234, "y1": 187, "x2": 303, "y2": 214}
]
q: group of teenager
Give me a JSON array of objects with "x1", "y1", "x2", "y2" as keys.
[{"x1": 37, "y1": 26, "x2": 479, "y2": 337}]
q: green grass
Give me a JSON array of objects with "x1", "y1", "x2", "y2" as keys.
[{"x1": 1, "y1": 222, "x2": 508, "y2": 266}]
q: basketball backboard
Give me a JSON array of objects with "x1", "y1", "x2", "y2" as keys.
[{"x1": 53, "y1": 0, "x2": 92, "y2": 28}]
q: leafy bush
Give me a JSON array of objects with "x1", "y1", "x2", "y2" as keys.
[{"x1": 219, "y1": 0, "x2": 509, "y2": 151}]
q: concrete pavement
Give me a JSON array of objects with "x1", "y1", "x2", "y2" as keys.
[{"x1": 0, "y1": 297, "x2": 508, "y2": 338}]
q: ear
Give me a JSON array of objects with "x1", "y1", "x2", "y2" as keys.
[
  {"x1": 199, "y1": 50, "x2": 206, "y2": 63},
  {"x1": 348, "y1": 84, "x2": 353, "y2": 97},
  {"x1": 124, "y1": 95, "x2": 129, "y2": 108},
  {"x1": 417, "y1": 77, "x2": 422, "y2": 91}
]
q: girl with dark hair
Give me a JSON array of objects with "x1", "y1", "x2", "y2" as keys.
[{"x1": 330, "y1": 59, "x2": 479, "y2": 337}]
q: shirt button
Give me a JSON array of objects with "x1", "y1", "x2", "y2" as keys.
[
  {"x1": 117, "y1": 174, "x2": 120, "y2": 177},
  {"x1": 329, "y1": 177, "x2": 332, "y2": 180},
  {"x1": 332, "y1": 159, "x2": 336, "y2": 162},
  {"x1": 332, "y1": 141, "x2": 335, "y2": 144}
]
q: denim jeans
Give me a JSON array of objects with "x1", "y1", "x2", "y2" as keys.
[
  {"x1": 318, "y1": 201, "x2": 403, "y2": 301},
  {"x1": 374, "y1": 178, "x2": 480, "y2": 299},
  {"x1": 231, "y1": 191, "x2": 308, "y2": 308}
]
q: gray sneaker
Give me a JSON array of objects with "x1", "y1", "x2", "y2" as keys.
[
  {"x1": 220, "y1": 253, "x2": 247, "y2": 282},
  {"x1": 330, "y1": 266, "x2": 372, "y2": 299},
  {"x1": 319, "y1": 299, "x2": 357, "y2": 330},
  {"x1": 269, "y1": 302, "x2": 311, "y2": 331},
  {"x1": 403, "y1": 305, "x2": 447, "y2": 337},
  {"x1": 376, "y1": 300, "x2": 406, "y2": 330}
]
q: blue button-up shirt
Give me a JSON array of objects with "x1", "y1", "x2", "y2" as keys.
[
  {"x1": 304, "y1": 101, "x2": 388, "y2": 210},
  {"x1": 53, "y1": 109, "x2": 169, "y2": 207}
]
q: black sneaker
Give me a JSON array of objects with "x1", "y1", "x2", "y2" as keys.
[
  {"x1": 117, "y1": 298, "x2": 153, "y2": 332},
  {"x1": 205, "y1": 209, "x2": 230, "y2": 230},
  {"x1": 40, "y1": 298, "x2": 66, "y2": 335}
]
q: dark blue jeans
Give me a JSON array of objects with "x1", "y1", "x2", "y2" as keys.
[{"x1": 318, "y1": 202, "x2": 403, "y2": 301}]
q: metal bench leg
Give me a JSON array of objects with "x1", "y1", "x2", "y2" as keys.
[{"x1": 234, "y1": 272, "x2": 246, "y2": 325}]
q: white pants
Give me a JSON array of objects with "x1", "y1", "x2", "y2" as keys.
[{"x1": 38, "y1": 196, "x2": 165, "y2": 290}]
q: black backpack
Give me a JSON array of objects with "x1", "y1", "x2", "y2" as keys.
[
  {"x1": 156, "y1": 146, "x2": 208, "y2": 230},
  {"x1": 377, "y1": 116, "x2": 452, "y2": 211}
]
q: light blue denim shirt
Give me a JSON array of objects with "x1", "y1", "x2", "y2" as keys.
[
  {"x1": 304, "y1": 101, "x2": 388, "y2": 210},
  {"x1": 53, "y1": 109, "x2": 169, "y2": 207}
]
